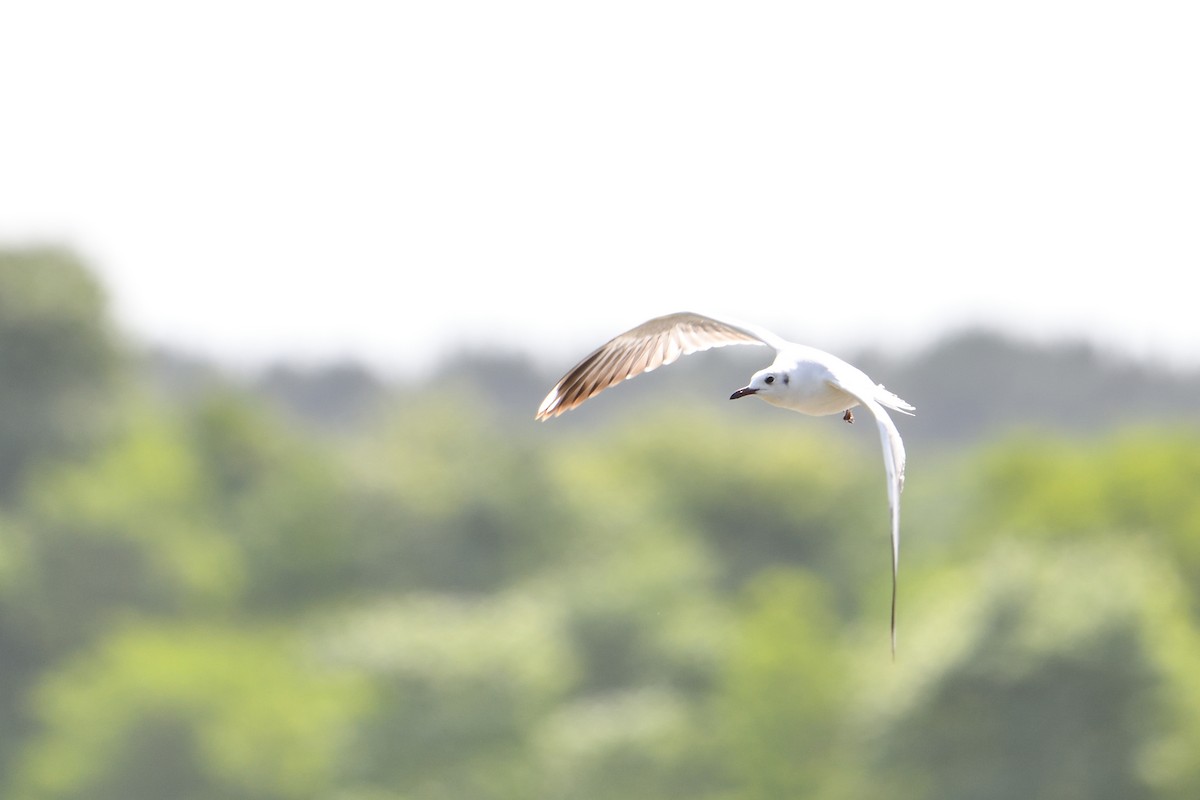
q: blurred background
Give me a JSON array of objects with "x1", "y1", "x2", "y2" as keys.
[{"x1": 3, "y1": 2, "x2": 1200, "y2": 799}]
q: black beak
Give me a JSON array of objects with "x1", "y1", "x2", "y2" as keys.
[{"x1": 729, "y1": 387, "x2": 757, "y2": 400}]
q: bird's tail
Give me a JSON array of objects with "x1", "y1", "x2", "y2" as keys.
[{"x1": 875, "y1": 385, "x2": 915, "y2": 416}]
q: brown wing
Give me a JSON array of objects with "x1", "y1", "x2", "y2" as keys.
[{"x1": 535, "y1": 312, "x2": 774, "y2": 419}]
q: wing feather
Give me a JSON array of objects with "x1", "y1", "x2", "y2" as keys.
[
  {"x1": 828, "y1": 379, "x2": 908, "y2": 658},
  {"x1": 535, "y1": 312, "x2": 775, "y2": 419}
]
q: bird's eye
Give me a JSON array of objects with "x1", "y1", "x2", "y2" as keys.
[{"x1": 764, "y1": 375, "x2": 775, "y2": 384}]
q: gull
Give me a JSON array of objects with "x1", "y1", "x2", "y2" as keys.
[{"x1": 536, "y1": 312, "x2": 915, "y2": 655}]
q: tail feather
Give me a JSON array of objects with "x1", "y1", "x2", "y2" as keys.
[{"x1": 876, "y1": 384, "x2": 915, "y2": 416}]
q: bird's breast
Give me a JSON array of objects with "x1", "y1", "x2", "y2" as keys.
[{"x1": 763, "y1": 385, "x2": 859, "y2": 416}]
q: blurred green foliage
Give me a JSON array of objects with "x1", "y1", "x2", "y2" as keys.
[{"x1": 1, "y1": 247, "x2": 1200, "y2": 798}]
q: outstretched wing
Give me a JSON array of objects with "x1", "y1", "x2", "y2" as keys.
[
  {"x1": 828, "y1": 377, "x2": 911, "y2": 658},
  {"x1": 536, "y1": 312, "x2": 779, "y2": 420}
]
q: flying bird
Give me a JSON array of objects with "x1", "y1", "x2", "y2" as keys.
[{"x1": 536, "y1": 312, "x2": 915, "y2": 655}]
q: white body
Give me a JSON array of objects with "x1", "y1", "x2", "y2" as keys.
[{"x1": 758, "y1": 346, "x2": 880, "y2": 416}]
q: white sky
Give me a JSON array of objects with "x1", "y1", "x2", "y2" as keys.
[{"x1": 2, "y1": 1, "x2": 1197, "y2": 376}]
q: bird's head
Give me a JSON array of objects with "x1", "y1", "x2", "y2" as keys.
[{"x1": 729, "y1": 368, "x2": 786, "y2": 401}]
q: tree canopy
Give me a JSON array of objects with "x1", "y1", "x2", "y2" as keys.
[{"x1": 1, "y1": 247, "x2": 1199, "y2": 799}]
